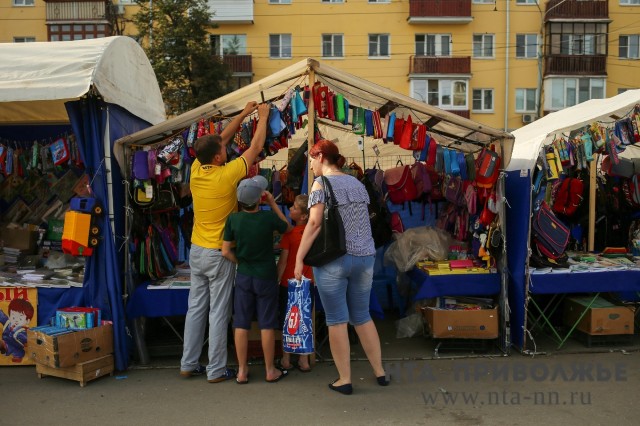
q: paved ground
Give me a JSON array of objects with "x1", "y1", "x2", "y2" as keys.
[{"x1": 3, "y1": 348, "x2": 639, "y2": 425}]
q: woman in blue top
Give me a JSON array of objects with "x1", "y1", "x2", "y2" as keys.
[{"x1": 294, "y1": 139, "x2": 388, "y2": 395}]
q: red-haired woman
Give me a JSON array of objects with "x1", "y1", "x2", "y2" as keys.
[{"x1": 294, "y1": 139, "x2": 388, "y2": 395}]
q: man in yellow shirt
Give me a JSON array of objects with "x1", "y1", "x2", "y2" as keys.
[{"x1": 180, "y1": 102, "x2": 270, "y2": 383}]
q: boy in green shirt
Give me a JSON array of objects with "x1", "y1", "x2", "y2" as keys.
[{"x1": 222, "y1": 175, "x2": 292, "y2": 384}]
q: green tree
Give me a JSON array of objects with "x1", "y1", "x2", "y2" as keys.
[{"x1": 132, "y1": 0, "x2": 231, "y2": 116}]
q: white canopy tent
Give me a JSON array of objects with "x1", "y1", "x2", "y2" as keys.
[
  {"x1": 0, "y1": 36, "x2": 165, "y2": 126},
  {"x1": 115, "y1": 58, "x2": 516, "y2": 354},
  {"x1": 504, "y1": 89, "x2": 640, "y2": 351},
  {"x1": 507, "y1": 89, "x2": 640, "y2": 173}
]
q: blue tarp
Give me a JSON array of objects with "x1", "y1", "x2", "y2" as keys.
[{"x1": 65, "y1": 98, "x2": 153, "y2": 371}]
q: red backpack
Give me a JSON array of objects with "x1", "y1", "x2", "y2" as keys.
[{"x1": 551, "y1": 177, "x2": 584, "y2": 217}]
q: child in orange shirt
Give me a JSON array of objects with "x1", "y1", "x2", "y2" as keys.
[{"x1": 276, "y1": 194, "x2": 314, "y2": 372}]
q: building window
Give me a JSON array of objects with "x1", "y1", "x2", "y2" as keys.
[
  {"x1": 515, "y1": 88, "x2": 537, "y2": 112},
  {"x1": 369, "y1": 34, "x2": 390, "y2": 58},
  {"x1": 547, "y1": 22, "x2": 607, "y2": 56},
  {"x1": 473, "y1": 34, "x2": 494, "y2": 58},
  {"x1": 515, "y1": 0, "x2": 538, "y2": 4},
  {"x1": 473, "y1": 0, "x2": 494, "y2": 3},
  {"x1": 411, "y1": 79, "x2": 468, "y2": 109},
  {"x1": 618, "y1": 88, "x2": 640, "y2": 94},
  {"x1": 270, "y1": 34, "x2": 292, "y2": 59},
  {"x1": 211, "y1": 35, "x2": 247, "y2": 56},
  {"x1": 13, "y1": 37, "x2": 35, "y2": 42},
  {"x1": 415, "y1": 34, "x2": 450, "y2": 56},
  {"x1": 619, "y1": 35, "x2": 640, "y2": 59},
  {"x1": 548, "y1": 78, "x2": 605, "y2": 110},
  {"x1": 516, "y1": 34, "x2": 538, "y2": 58},
  {"x1": 472, "y1": 89, "x2": 493, "y2": 112},
  {"x1": 620, "y1": 0, "x2": 640, "y2": 5},
  {"x1": 321, "y1": 0, "x2": 344, "y2": 3},
  {"x1": 48, "y1": 23, "x2": 109, "y2": 41},
  {"x1": 368, "y1": 0, "x2": 390, "y2": 3},
  {"x1": 13, "y1": 0, "x2": 35, "y2": 6},
  {"x1": 269, "y1": 0, "x2": 291, "y2": 4},
  {"x1": 322, "y1": 34, "x2": 344, "y2": 58}
]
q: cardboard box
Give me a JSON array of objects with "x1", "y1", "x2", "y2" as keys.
[
  {"x1": 423, "y1": 307, "x2": 499, "y2": 339},
  {"x1": 1, "y1": 227, "x2": 39, "y2": 254},
  {"x1": 36, "y1": 354, "x2": 114, "y2": 387},
  {"x1": 563, "y1": 297, "x2": 634, "y2": 335},
  {"x1": 27, "y1": 324, "x2": 114, "y2": 368},
  {"x1": 247, "y1": 321, "x2": 283, "y2": 359}
]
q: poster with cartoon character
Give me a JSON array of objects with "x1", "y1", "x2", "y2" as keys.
[{"x1": 0, "y1": 287, "x2": 37, "y2": 366}]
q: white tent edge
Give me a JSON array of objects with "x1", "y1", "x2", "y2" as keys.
[
  {"x1": 507, "y1": 89, "x2": 640, "y2": 172},
  {"x1": 0, "y1": 36, "x2": 166, "y2": 126}
]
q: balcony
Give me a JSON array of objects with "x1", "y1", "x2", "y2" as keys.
[
  {"x1": 408, "y1": 0, "x2": 472, "y2": 24},
  {"x1": 45, "y1": 1, "x2": 107, "y2": 22},
  {"x1": 208, "y1": 0, "x2": 253, "y2": 25},
  {"x1": 222, "y1": 55, "x2": 253, "y2": 76},
  {"x1": 544, "y1": 0, "x2": 608, "y2": 21},
  {"x1": 410, "y1": 56, "x2": 471, "y2": 75},
  {"x1": 544, "y1": 54, "x2": 607, "y2": 76}
]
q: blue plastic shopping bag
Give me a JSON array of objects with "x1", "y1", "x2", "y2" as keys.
[{"x1": 282, "y1": 276, "x2": 314, "y2": 354}]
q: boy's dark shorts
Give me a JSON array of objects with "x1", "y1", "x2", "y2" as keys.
[{"x1": 233, "y1": 272, "x2": 279, "y2": 330}]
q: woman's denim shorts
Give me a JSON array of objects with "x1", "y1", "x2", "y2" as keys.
[{"x1": 313, "y1": 254, "x2": 375, "y2": 326}]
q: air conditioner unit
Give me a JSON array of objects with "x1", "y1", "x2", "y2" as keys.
[
  {"x1": 522, "y1": 113, "x2": 538, "y2": 124},
  {"x1": 115, "y1": 4, "x2": 125, "y2": 15}
]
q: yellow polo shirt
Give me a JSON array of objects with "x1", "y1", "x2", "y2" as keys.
[{"x1": 190, "y1": 156, "x2": 247, "y2": 249}]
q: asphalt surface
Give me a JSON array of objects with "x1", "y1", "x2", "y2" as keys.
[{"x1": 2, "y1": 349, "x2": 639, "y2": 426}]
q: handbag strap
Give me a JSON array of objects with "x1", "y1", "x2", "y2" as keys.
[{"x1": 320, "y1": 176, "x2": 338, "y2": 207}]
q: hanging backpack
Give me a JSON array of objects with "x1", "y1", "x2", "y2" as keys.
[
  {"x1": 551, "y1": 177, "x2": 584, "y2": 217},
  {"x1": 532, "y1": 201, "x2": 570, "y2": 259},
  {"x1": 384, "y1": 163, "x2": 418, "y2": 205},
  {"x1": 475, "y1": 146, "x2": 501, "y2": 188}
]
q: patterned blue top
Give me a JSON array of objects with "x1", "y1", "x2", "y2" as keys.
[{"x1": 308, "y1": 174, "x2": 376, "y2": 257}]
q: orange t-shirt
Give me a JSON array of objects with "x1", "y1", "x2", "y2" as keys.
[{"x1": 279, "y1": 224, "x2": 314, "y2": 287}]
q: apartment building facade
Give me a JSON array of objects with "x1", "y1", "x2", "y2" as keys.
[{"x1": 2, "y1": 0, "x2": 640, "y2": 131}]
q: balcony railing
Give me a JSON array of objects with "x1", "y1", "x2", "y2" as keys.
[
  {"x1": 408, "y1": 0, "x2": 472, "y2": 23},
  {"x1": 45, "y1": 1, "x2": 107, "y2": 21},
  {"x1": 544, "y1": 54, "x2": 607, "y2": 76},
  {"x1": 544, "y1": 0, "x2": 608, "y2": 21},
  {"x1": 410, "y1": 56, "x2": 471, "y2": 75},
  {"x1": 221, "y1": 55, "x2": 253, "y2": 75}
]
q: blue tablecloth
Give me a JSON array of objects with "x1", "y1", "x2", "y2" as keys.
[
  {"x1": 407, "y1": 268, "x2": 501, "y2": 300},
  {"x1": 37, "y1": 287, "x2": 85, "y2": 326},
  {"x1": 126, "y1": 285, "x2": 190, "y2": 318},
  {"x1": 126, "y1": 283, "x2": 385, "y2": 319},
  {"x1": 529, "y1": 270, "x2": 640, "y2": 294}
]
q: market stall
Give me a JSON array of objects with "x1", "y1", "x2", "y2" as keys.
[
  {"x1": 0, "y1": 37, "x2": 166, "y2": 370},
  {"x1": 114, "y1": 58, "x2": 515, "y2": 360},
  {"x1": 505, "y1": 89, "x2": 640, "y2": 352}
]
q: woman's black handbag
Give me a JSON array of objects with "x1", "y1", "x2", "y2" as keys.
[{"x1": 304, "y1": 176, "x2": 347, "y2": 267}]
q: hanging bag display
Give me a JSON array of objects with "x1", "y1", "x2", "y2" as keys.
[
  {"x1": 551, "y1": 177, "x2": 584, "y2": 217},
  {"x1": 303, "y1": 176, "x2": 347, "y2": 267},
  {"x1": 532, "y1": 201, "x2": 570, "y2": 259},
  {"x1": 383, "y1": 163, "x2": 418, "y2": 205},
  {"x1": 475, "y1": 145, "x2": 501, "y2": 188},
  {"x1": 49, "y1": 137, "x2": 70, "y2": 166},
  {"x1": 352, "y1": 107, "x2": 366, "y2": 135}
]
